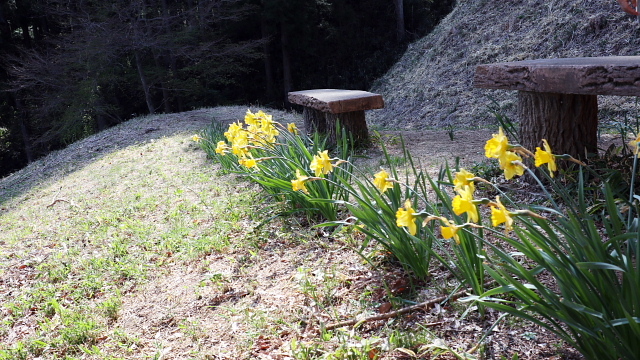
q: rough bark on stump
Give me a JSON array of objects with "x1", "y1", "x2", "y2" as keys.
[
  {"x1": 303, "y1": 108, "x2": 369, "y2": 147},
  {"x1": 518, "y1": 91, "x2": 598, "y2": 160},
  {"x1": 303, "y1": 108, "x2": 327, "y2": 135}
]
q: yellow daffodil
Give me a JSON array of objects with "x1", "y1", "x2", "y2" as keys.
[
  {"x1": 534, "y1": 139, "x2": 557, "y2": 177},
  {"x1": 261, "y1": 127, "x2": 279, "y2": 144},
  {"x1": 192, "y1": 134, "x2": 201, "y2": 142},
  {"x1": 629, "y1": 134, "x2": 640, "y2": 157},
  {"x1": 452, "y1": 185, "x2": 479, "y2": 223},
  {"x1": 310, "y1": 150, "x2": 334, "y2": 176},
  {"x1": 231, "y1": 131, "x2": 249, "y2": 156},
  {"x1": 256, "y1": 111, "x2": 277, "y2": 134},
  {"x1": 396, "y1": 199, "x2": 418, "y2": 235},
  {"x1": 485, "y1": 127, "x2": 508, "y2": 159},
  {"x1": 288, "y1": 123, "x2": 299, "y2": 135},
  {"x1": 255, "y1": 110, "x2": 273, "y2": 123},
  {"x1": 453, "y1": 168, "x2": 476, "y2": 193},
  {"x1": 224, "y1": 121, "x2": 244, "y2": 142},
  {"x1": 248, "y1": 131, "x2": 273, "y2": 147},
  {"x1": 491, "y1": 196, "x2": 514, "y2": 233},
  {"x1": 232, "y1": 144, "x2": 248, "y2": 156},
  {"x1": 440, "y1": 218, "x2": 461, "y2": 245},
  {"x1": 500, "y1": 151, "x2": 525, "y2": 180},
  {"x1": 291, "y1": 169, "x2": 309, "y2": 194},
  {"x1": 215, "y1": 141, "x2": 229, "y2": 155},
  {"x1": 353, "y1": 224, "x2": 365, "y2": 233},
  {"x1": 244, "y1": 109, "x2": 259, "y2": 126},
  {"x1": 238, "y1": 155, "x2": 257, "y2": 169},
  {"x1": 373, "y1": 168, "x2": 394, "y2": 193}
]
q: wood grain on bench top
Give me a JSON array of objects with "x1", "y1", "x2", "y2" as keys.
[
  {"x1": 288, "y1": 89, "x2": 384, "y2": 114},
  {"x1": 474, "y1": 56, "x2": 640, "y2": 96}
]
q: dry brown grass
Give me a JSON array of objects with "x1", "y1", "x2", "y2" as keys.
[{"x1": 370, "y1": 0, "x2": 640, "y2": 130}]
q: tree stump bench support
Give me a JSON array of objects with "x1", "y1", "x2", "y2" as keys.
[
  {"x1": 288, "y1": 89, "x2": 384, "y2": 146},
  {"x1": 474, "y1": 56, "x2": 640, "y2": 159}
]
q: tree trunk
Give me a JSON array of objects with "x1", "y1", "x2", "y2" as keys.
[
  {"x1": 13, "y1": 93, "x2": 34, "y2": 163},
  {"x1": 0, "y1": 5, "x2": 11, "y2": 45},
  {"x1": 94, "y1": 82, "x2": 109, "y2": 131},
  {"x1": 303, "y1": 108, "x2": 369, "y2": 147},
  {"x1": 160, "y1": 83, "x2": 172, "y2": 113},
  {"x1": 327, "y1": 111, "x2": 369, "y2": 147},
  {"x1": 19, "y1": 18, "x2": 31, "y2": 47},
  {"x1": 154, "y1": 51, "x2": 173, "y2": 113},
  {"x1": 393, "y1": 0, "x2": 405, "y2": 43},
  {"x1": 157, "y1": 0, "x2": 174, "y2": 113},
  {"x1": 518, "y1": 91, "x2": 598, "y2": 160},
  {"x1": 135, "y1": 51, "x2": 156, "y2": 115},
  {"x1": 186, "y1": 0, "x2": 195, "y2": 28},
  {"x1": 303, "y1": 108, "x2": 327, "y2": 136},
  {"x1": 280, "y1": 21, "x2": 293, "y2": 106},
  {"x1": 261, "y1": 16, "x2": 276, "y2": 100},
  {"x1": 19, "y1": 119, "x2": 33, "y2": 163}
]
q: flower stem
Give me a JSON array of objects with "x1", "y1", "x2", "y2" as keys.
[
  {"x1": 525, "y1": 167, "x2": 559, "y2": 210},
  {"x1": 627, "y1": 154, "x2": 638, "y2": 228}
]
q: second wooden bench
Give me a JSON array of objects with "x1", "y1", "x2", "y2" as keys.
[{"x1": 288, "y1": 89, "x2": 384, "y2": 146}]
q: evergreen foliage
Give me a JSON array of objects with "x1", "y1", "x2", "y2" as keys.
[{"x1": 0, "y1": 0, "x2": 453, "y2": 177}]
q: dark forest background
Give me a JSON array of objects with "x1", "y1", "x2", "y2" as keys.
[{"x1": 0, "y1": 0, "x2": 454, "y2": 178}]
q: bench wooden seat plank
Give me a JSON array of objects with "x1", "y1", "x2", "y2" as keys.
[
  {"x1": 288, "y1": 89, "x2": 384, "y2": 146},
  {"x1": 288, "y1": 89, "x2": 384, "y2": 113},
  {"x1": 475, "y1": 56, "x2": 640, "y2": 96},
  {"x1": 474, "y1": 56, "x2": 640, "y2": 159}
]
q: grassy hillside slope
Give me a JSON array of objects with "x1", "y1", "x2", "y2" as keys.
[
  {"x1": 370, "y1": 0, "x2": 640, "y2": 130},
  {"x1": 0, "y1": 107, "x2": 313, "y2": 359}
]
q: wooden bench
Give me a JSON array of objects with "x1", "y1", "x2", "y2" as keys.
[
  {"x1": 288, "y1": 89, "x2": 384, "y2": 146},
  {"x1": 474, "y1": 56, "x2": 640, "y2": 159}
]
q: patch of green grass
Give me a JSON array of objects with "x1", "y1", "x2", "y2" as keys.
[
  {"x1": 469, "y1": 158, "x2": 502, "y2": 180},
  {"x1": 0, "y1": 131, "x2": 263, "y2": 359},
  {"x1": 378, "y1": 154, "x2": 406, "y2": 167}
]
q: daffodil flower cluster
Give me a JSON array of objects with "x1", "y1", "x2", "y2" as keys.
[
  {"x1": 287, "y1": 123, "x2": 299, "y2": 135},
  {"x1": 484, "y1": 127, "x2": 526, "y2": 180},
  {"x1": 290, "y1": 150, "x2": 346, "y2": 194},
  {"x1": 439, "y1": 217, "x2": 463, "y2": 244},
  {"x1": 291, "y1": 169, "x2": 310, "y2": 194},
  {"x1": 393, "y1": 127, "x2": 561, "y2": 240},
  {"x1": 434, "y1": 173, "x2": 528, "y2": 243},
  {"x1": 223, "y1": 109, "x2": 279, "y2": 156},
  {"x1": 310, "y1": 150, "x2": 334, "y2": 176},
  {"x1": 485, "y1": 127, "x2": 562, "y2": 179},
  {"x1": 214, "y1": 109, "x2": 300, "y2": 170},
  {"x1": 452, "y1": 177, "x2": 479, "y2": 223},
  {"x1": 435, "y1": 129, "x2": 561, "y2": 239}
]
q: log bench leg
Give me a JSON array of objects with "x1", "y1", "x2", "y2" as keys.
[
  {"x1": 303, "y1": 108, "x2": 370, "y2": 147},
  {"x1": 518, "y1": 91, "x2": 598, "y2": 160}
]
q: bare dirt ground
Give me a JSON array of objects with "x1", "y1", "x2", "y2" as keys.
[{"x1": 4, "y1": 106, "x2": 625, "y2": 359}]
